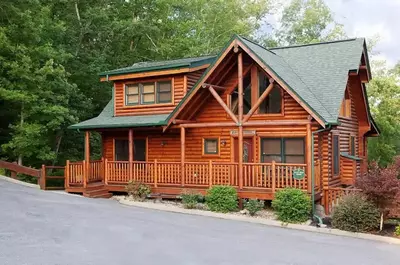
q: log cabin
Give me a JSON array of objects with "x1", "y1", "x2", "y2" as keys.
[{"x1": 67, "y1": 35, "x2": 379, "y2": 209}]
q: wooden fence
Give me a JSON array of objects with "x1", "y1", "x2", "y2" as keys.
[
  {"x1": 323, "y1": 187, "x2": 362, "y2": 215},
  {"x1": 0, "y1": 160, "x2": 65, "y2": 190}
]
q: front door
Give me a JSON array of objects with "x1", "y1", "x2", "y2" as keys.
[{"x1": 234, "y1": 138, "x2": 254, "y2": 163}]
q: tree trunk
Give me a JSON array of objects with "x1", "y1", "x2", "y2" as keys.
[{"x1": 18, "y1": 104, "x2": 24, "y2": 166}]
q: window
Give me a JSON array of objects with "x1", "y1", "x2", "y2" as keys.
[
  {"x1": 259, "y1": 71, "x2": 281, "y2": 114},
  {"x1": 141, "y1": 83, "x2": 155, "y2": 104},
  {"x1": 114, "y1": 139, "x2": 146, "y2": 161},
  {"x1": 333, "y1": 134, "x2": 340, "y2": 175},
  {"x1": 261, "y1": 138, "x2": 304, "y2": 163},
  {"x1": 203, "y1": 138, "x2": 219, "y2": 155},
  {"x1": 349, "y1": 135, "x2": 355, "y2": 156},
  {"x1": 230, "y1": 73, "x2": 252, "y2": 115},
  {"x1": 157, "y1": 81, "x2": 172, "y2": 103},
  {"x1": 115, "y1": 139, "x2": 129, "y2": 161},
  {"x1": 125, "y1": 84, "x2": 139, "y2": 105},
  {"x1": 125, "y1": 80, "x2": 172, "y2": 106}
]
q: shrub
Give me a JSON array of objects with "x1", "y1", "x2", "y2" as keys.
[
  {"x1": 395, "y1": 225, "x2": 400, "y2": 237},
  {"x1": 181, "y1": 189, "x2": 203, "y2": 209},
  {"x1": 356, "y1": 159, "x2": 400, "y2": 230},
  {"x1": 245, "y1": 199, "x2": 264, "y2": 216},
  {"x1": 272, "y1": 188, "x2": 311, "y2": 223},
  {"x1": 125, "y1": 180, "x2": 151, "y2": 201},
  {"x1": 332, "y1": 193, "x2": 380, "y2": 232},
  {"x1": 206, "y1": 186, "x2": 238, "y2": 213}
]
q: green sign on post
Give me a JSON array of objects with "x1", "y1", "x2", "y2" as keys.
[{"x1": 292, "y1": 168, "x2": 305, "y2": 180}]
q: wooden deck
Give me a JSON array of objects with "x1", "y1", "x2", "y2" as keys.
[{"x1": 65, "y1": 159, "x2": 320, "y2": 199}]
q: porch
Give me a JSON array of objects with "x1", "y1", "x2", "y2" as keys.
[{"x1": 65, "y1": 159, "x2": 321, "y2": 200}]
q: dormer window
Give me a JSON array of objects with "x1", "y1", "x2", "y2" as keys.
[{"x1": 125, "y1": 80, "x2": 172, "y2": 106}]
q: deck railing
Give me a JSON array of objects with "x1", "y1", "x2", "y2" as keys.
[
  {"x1": 65, "y1": 159, "x2": 313, "y2": 193},
  {"x1": 323, "y1": 187, "x2": 362, "y2": 215}
]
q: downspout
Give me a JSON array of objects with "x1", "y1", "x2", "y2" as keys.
[{"x1": 311, "y1": 124, "x2": 331, "y2": 225}]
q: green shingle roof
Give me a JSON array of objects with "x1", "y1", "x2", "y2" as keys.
[
  {"x1": 69, "y1": 100, "x2": 169, "y2": 129},
  {"x1": 99, "y1": 55, "x2": 216, "y2": 77}
]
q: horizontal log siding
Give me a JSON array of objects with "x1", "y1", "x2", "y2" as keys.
[
  {"x1": 187, "y1": 70, "x2": 205, "y2": 92},
  {"x1": 113, "y1": 75, "x2": 185, "y2": 116}
]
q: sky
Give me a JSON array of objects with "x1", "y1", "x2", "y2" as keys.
[
  {"x1": 265, "y1": 0, "x2": 400, "y2": 67},
  {"x1": 325, "y1": 0, "x2": 400, "y2": 66}
]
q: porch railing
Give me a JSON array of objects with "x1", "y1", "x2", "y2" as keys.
[{"x1": 65, "y1": 159, "x2": 313, "y2": 193}]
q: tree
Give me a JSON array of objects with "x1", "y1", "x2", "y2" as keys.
[
  {"x1": 355, "y1": 157, "x2": 400, "y2": 230},
  {"x1": 267, "y1": 0, "x2": 346, "y2": 46},
  {"x1": 367, "y1": 62, "x2": 400, "y2": 167}
]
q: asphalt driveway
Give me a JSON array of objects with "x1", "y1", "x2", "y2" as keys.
[{"x1": 0, "y1": 179, "x2": 399, "y2": 265}]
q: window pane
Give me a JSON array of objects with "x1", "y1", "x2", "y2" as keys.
[
  {"x1": 262, "y1": 155, "x2": 281, "y2": 163},
  {"x1": 285, "y1": 139, "x2": 304, "y2": 155},
  {"x1": 267, "y1": 86, "x2": 282, "y2": 113},
  {"x1": 262, "y1": 139, "x2": 281, "y2": 155},
  {"x1": 142, "y1": 83, "x2": 155, "y2": 93},
  {"x1": 205, "y1": 139, "x2": 218, "y2": 154},
  {"x1": 333, "y1": 135, "x2": 339, "y2": 175},
  {"x1": 158, "y1": 81, "x2": 171, "y2": 92},
  {"x1": 115, "y1": 139, "x2": 129, "y2": 161},
  {"x1": 126, "y1": 85, "x2": 138, "y2": 95},
  {"x1": 350, "y1": 136, "x2": 355, "y2": 156},
  {"x1": 134, "y1": 139, "x2": 146, "y2": 161},
  {"x1": 127, "y1": 95, "x2": 138, "y2": 104},
  {"x1": 158, "y1": 92, "x2": 171, "y2": 103},
  {"x1": 142, "y1": 94, "x2": 155, "y2": 103},
  {"x1": 285, "y1": 155, "x2": 305, "y2": 164}
]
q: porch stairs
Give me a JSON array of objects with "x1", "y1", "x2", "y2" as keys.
[{"x1": 83, "y1": 182, "x2": 112, "y2": 198}]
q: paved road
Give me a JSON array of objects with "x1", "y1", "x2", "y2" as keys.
[{"x1": 0, "y1": 179, "x2": 399, "y2": 265}]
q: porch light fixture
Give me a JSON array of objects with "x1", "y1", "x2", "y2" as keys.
[
  {"x1": 221, "y1": 139, "x2": 227, "y2": 147},
  {"x1": 160, "y1": 140, "x2": 166, "y2": 146}
]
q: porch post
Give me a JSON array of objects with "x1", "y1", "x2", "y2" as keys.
[
  {"x1": 306, "y1": 123, "x2": 312, "y2": 193},
  {"x1": 84, "y1": 131, "x2": 90, "y2": 188},
  {"x1": 180, "y1": 126, "x2": 185, "y2": 186},
  {"x1": 128, "y1": 128, "x2": 133, "y2": 181},
  {"x1": 238, "y1": 52, "x2": 244, "y2": 189}
]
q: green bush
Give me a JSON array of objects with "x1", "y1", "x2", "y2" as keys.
[
  {"x1": 395, "y1": 225, "x2": 400, "y2": 237},
  {"x1": 272, "y1": 188, "x2": 311, "y2": 223},
  {"x1": 125, "y1": 180, "x2": 151, "y2": 201},
  {"x1": 206, "y1": 186, "x2": 238, "y2": 213},
  {"x1": 245, "y1": 199, "x2": 264, "y2": 216},
  {"x1": 181, "y1": 189, "x2": 203, "y2": 209},
  {"x1": 332, "y1": 193, "x2": 380, "y2": 232}
]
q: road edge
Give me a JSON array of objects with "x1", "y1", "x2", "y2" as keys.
[
  {"x1": 0, "y1": 175, "x2": 39, "y2": 189},
  {"x1": 118, "y1": 198, "x2": 400, "y2": 245}
]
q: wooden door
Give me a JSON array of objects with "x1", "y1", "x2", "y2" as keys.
[{"x1": 234, "y1": 138, "x2": 254, "y2": 163}]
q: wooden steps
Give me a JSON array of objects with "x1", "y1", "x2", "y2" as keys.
[{"x1": 83, "y1": 182, "x2": 112, "y2": 198}]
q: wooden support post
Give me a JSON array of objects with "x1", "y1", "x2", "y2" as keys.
[
  {"x1": 271, "y1": 160, "x2": 276, "y2": 194},
  {"x1": 238, "y1": 52, "x2": 244, "y2": 190},
  {"x1": 83, "y1": 160, "x2": 87, "y2": 188},
  {"x1": 65, "y1": 160, "x2": 70, "y2": 188},
  {"x1": 40, "y1": 164, "x2": 46, "y2": 190},
  {"x1": 306, "y1": 123, "x2": 312, "y2": 193},
  {"x1": 84, "y1": 131, "x2": 90, "y2": 188},
  {"x1": 154, "y1": 159, "x2": 158, "y2": 188},
  {"x1": 128, "y1": 129, "x2": 133, "y2": 181},
  {"x1": 104, "y1": 158, "x2": 108, "y2": 185},
  {"x1": 209, "y1": 160, "x2": 213, "y2": 188},
  {"x1": 180, "y1": 127, "x2": 185, "y2": 186},
  {"x1": 242, "y1": 80, "x2": 274, "y2": 123}
]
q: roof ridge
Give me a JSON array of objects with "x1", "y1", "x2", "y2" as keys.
[
  {"x1": 131, "y1": 54, "x2": 216, "y2": 65},
  {"x1": 269, "y1": 38, "x2": 361, "y2": 50}
]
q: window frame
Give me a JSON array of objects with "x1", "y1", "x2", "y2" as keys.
[
  {"x1": 332, "y1": 132, "x2": 340, "y2": 176},
  {"x1": 140, "y1": 82, "x2": 156, "y2": 105},
  {"x1": 260, "y1": 137, "x2": 305, "y2": 164},
  {"x1": 157, "y1": 81, "x2": 172, "y2": 103},
  {"x1": 202, "y1": 138, "x2": 220, "y2": 156},
  {"x1": 124, "y1": 79, "x2": 173, "y2": 106},
  {"x1": 349, "y1": 135, "x2": 356, "y2": 156},
  {"x1": 125, "y1": 84, "x2": 140, "y2": 106}
]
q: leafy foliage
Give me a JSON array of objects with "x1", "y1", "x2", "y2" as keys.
[
  {"x1": 206, "y1": 186, "x2": 238, "y2": 213},
  {"x1": 395, "y1": 225, "x2": 400, "y2": 237},
  {"x1": 355, "y1": 158, "x2": 400, "y2": 219},
  {"x1": 181, "y1": 189, "x2": 203, "y2": 209},
  {"x1": 125, "y1": 180, "x2": 151, "y2": 201},
  {"x1": 272, "y1": 188, "x2": 311, "y2": 223},
  {"x1": 332, "y1": 193, "x2": 380, "y2": 232},
  {"x1": 245, "y1": 199, "x2": 264, "y2": 216}
]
